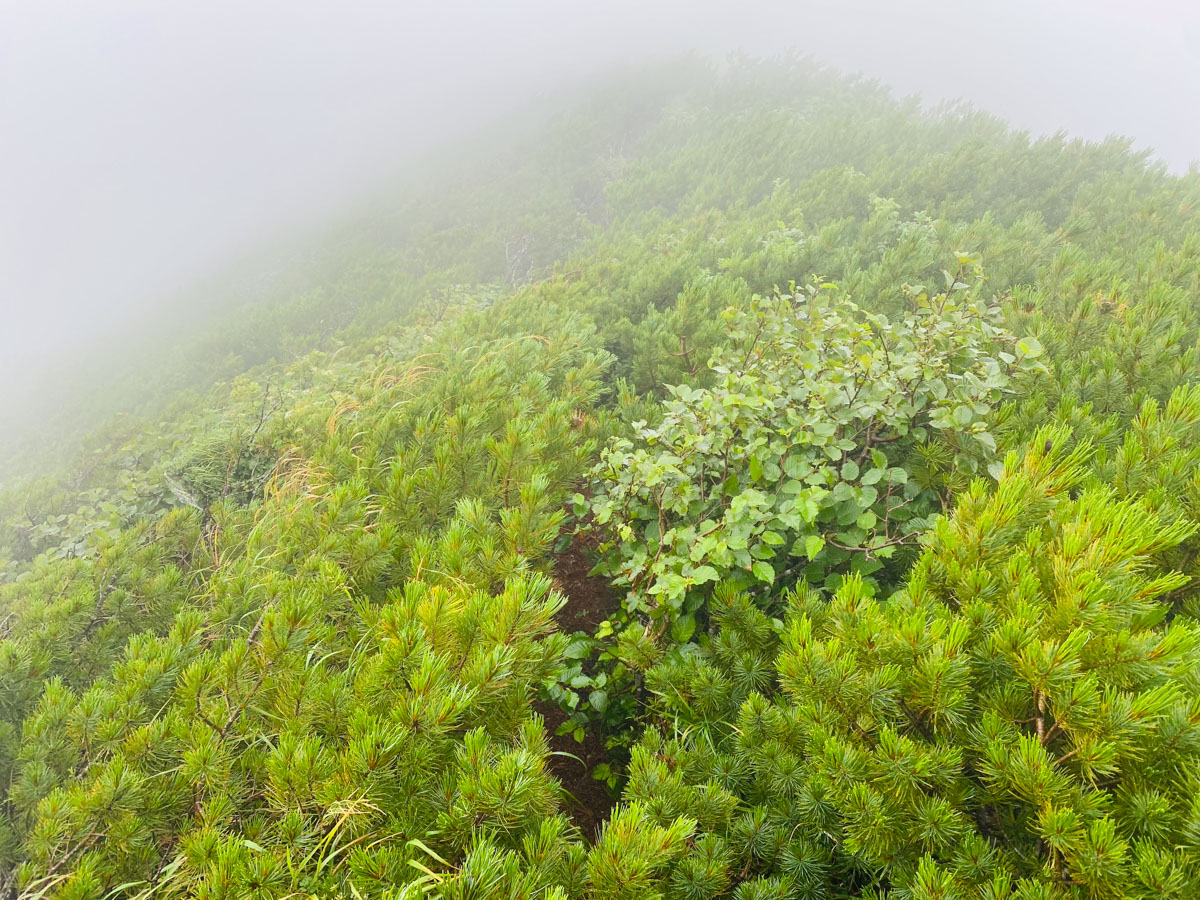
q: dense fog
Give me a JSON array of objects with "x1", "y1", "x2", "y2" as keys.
[{"x1": 2, "y1": 0, "x2": 1197, "y2": 429}]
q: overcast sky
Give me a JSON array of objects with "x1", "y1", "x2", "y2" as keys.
[{"x1": 2, "y1": 0, "x2": 1199, "y2": 427}]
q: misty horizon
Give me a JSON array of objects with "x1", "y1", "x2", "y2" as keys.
[{"x1": 3, "y1": 0, "x2": 1199, "y2": 439}]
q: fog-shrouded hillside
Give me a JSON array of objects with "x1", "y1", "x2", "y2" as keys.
[
  {"x1": 6, "y1": 1, "x2": 1200, "y2": 467},
  {"x1": 0, "y1": 58, "x2": 724, "y2": 480},
  {"x1": 3, "y1": 56, "x2": 1200, "y2": 900}
]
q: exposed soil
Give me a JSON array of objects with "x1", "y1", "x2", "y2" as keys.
[
  {"x1": 541, "y1": 528, "x2": 621, "y2": 839},
  {"x1": 536, "y1": 698, "x2": 616, "y2": 840},
  {"x1": 550, "y1": 529, "x2": 618, "y2": 632}
]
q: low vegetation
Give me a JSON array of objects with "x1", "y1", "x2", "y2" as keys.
[{"x1": 3, "y1": 58, "x2": 1200, "y2": 899}]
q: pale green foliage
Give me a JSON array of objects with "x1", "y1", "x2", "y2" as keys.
[
  {"x1": 587, "y1": 802, "x2": 696, "y2": 900},
  {"x1": 6, "y1": 309, "x2": 610, "y2": 899}
]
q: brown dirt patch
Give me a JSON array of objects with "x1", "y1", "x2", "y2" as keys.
[
  {"x1": 551, "y1": 530, "x2": 619, "y2": 633},
  {"x1": 537, "y1": 699, "x2": 616, "y2": 840},
  {"x1": 541, "y1": 529, "x2": 621, "y2": 839}
]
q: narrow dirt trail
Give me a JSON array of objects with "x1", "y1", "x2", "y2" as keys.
[{"x1": 539, "y1": 532, "x2": 619, "y2": 839}]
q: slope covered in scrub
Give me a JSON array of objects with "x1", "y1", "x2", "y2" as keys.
[{"x1": 3, "y1": 58, "x2": 1200, "y2": 900}]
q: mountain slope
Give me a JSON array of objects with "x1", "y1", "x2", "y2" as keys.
[{"x1": 4, "y1": 58, "x2": 1200, "y2": 900}]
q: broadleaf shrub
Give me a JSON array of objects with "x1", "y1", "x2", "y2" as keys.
[{"x1": 588, "y1": 275, "x2": 1040, "y2": 631}]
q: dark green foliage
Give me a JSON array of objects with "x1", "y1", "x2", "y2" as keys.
[{"x1": 587, "y1": 272, "x2": 1038, "y2": 620}]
